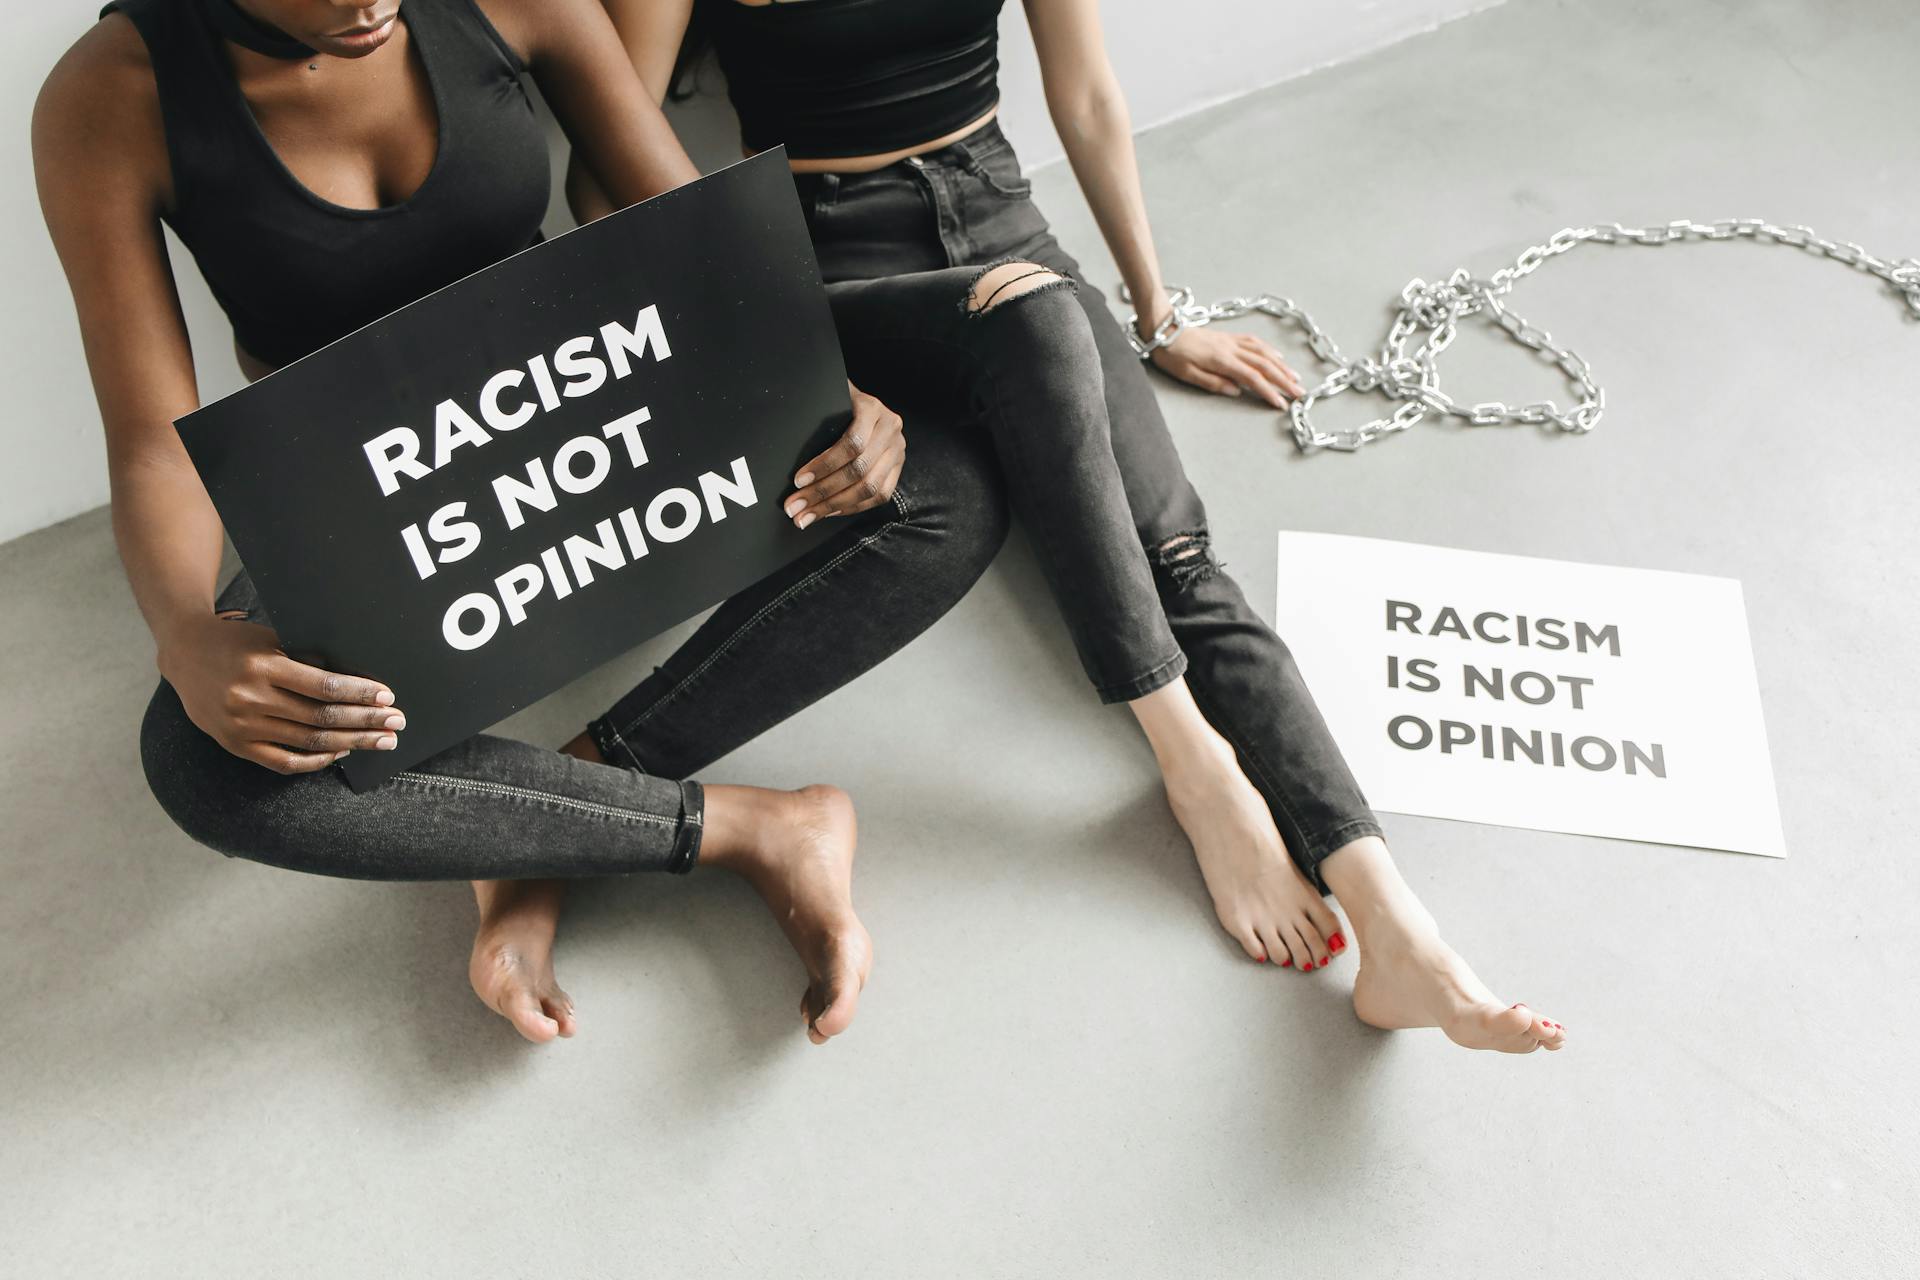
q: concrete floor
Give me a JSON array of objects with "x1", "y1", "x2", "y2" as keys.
[{"x1": 6, "y1": 0, "x2": 1917, "y2": 1274}]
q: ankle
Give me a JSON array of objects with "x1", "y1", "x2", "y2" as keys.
[
  {"x1": 473, "y1": 878, "x2": 565, "y2": 930},
  {"x1": 1321, "y1": 837, "x2": 1435, "y2": 938},
  {"x1": 1129, "y1": 680, "x2": 1228, "y2": 776},
  {"x1": 695, "y1": 784, "x2": 790, "y2": 874},
  {"x1": 561, "y1": 732, "x2": 604, "y2": 764}
]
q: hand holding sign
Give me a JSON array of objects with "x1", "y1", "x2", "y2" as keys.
[
  {"x1": 783, "y1": 381, "x2": 907, "y2": 529},
  {"x1": 176, "y1": 149, "x2": 853, "y2": 790},
  {"x1": 159, "y1": 613, "x2": 403, "y2": 774}
]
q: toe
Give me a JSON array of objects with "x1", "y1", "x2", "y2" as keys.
[
  {"x1": 1254, "y1": 921, "x2": 1289, "y2": 967},
  {"x1": 1505, "y1": 1002, "x2": 1559, "y2": 1052},
  {"x1": 1306, "y1": 899, "x2": 1343, "y2": 946},
  {"x1": 1286, "y1": 922, "x2": 1326, "y2": 971},
  {"x1": 1228, "y1": 919, "x2": 1267, "y2": 962},
  {"x1": 501, "y1": 988, "x2": 560, "y2": 1044},
  {"x1": 804, "y1": 940, "x2": 868, "y2": 1043},
  {"x1": 805, "y1": 976, "x2": 859, "y2": 1043},
  {"x1": 543, "y1": 990, "x2": 578, "y2": 1038},
  {"x1": 1278, "y1": 925, "x2": 1313, "y2": 971},
  {"x1": 1306, "y1": 902, "x2": 1349, "y2": 964}
]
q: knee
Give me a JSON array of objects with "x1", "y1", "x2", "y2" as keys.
[
  {"x1": 1147, "y1": 525, "x2": 1221, "y2": 592},
  {"x1": 959, "y1": 259, "x2": 1101, "y2": 373},
  {"x1": 962, "y1": 259, "x2": 1079, "y2": 318},
  {"x1": 139, "y1": 679, "x2": 255, "y2": 857}
]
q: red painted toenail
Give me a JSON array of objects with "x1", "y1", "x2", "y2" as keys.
[
  {"x1": 1301, "y1": 960, "x2": 1313, "y2": 971},
  {"x1": 1280, "y1": 958, "x2": 1293, "y2": 967},
  {"x1": 1330, "y1": 933, "x2": 1346, "y2": 951}
]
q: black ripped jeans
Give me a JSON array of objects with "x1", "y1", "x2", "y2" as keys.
[{"x1": 794, "y1": 117, "x2": 1383, "y2": 886}]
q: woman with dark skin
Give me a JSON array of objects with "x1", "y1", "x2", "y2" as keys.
[
  {"x1": 574, "y1": 0, "x2": 1568, "y2": 1053},
  {"x1": 32, "y1": 0, "x2": 1022, "y2": 1045}
]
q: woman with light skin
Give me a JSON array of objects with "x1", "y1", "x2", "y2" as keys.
[
  {"x1": 33, "y1": 0, "x2": 1036, "y2": 1045},
  {"x1": 571, "y1": 0, "x2": 1567, "y2": 1052}
]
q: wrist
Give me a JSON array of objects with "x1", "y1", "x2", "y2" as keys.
[
  {"x1": 1127, "y1": 278, "x2": 1168, "y2": 324},
  {"x1": 1124, "y1": 282, "x2": 1194, "y2": 360},
  {"x1": 153, "y1": 608, "x2": 217, "y2": 671}
]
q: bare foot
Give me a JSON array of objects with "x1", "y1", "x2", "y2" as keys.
[
  {"x1": 1162, "y1": 734, "x2": 1347, "y2": 972},
  {"x1": 1328, "y1": 837, "x2": 1565, "y2": 1054},
  {"x1": 1131, "y1": 681, "x2": 1347, "y2": 971},
  {"x1": 702, "y1": 784, "x2": 873, "y2": 1044},
  {"x1": 468, "y1": 878, "x2": 577, "y2": 1044}
]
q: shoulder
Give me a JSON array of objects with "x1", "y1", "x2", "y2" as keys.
[
  {"x1": 455, "y1": 0, "x2": 539, "y2": 61},
  {"x1": 463, "y1": 0, "x2": 620, "y2": 66},
  {"x1": 34, "y1": 12, "x2": 169, "y2": 208}
]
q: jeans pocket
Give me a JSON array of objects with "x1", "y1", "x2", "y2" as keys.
[
  {"x1": 962, "y1": 144, "x2": 1034, "y2": 200},
  {"x1": 796, "y1": 173, "x2": 837, "y2": 218}
]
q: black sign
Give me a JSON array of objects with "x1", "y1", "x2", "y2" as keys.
[{"x1": 176, "y1": 148, "x2": 849, "y2": 790}]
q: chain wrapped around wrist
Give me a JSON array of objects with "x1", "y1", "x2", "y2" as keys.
[
  {"x1": 1114, "y1": 220, "x2": 1919, "y2": 451},
  {"x1": 1122, "y1": 282, "x2": 1205, "y2": 359}
]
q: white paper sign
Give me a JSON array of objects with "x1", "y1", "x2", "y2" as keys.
[{"x1": 1274, "y1": 532, "x2": 1785, "y2": 857}]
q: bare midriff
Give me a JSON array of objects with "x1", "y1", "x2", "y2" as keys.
[{"x1": 758, "y1": 103, "x2": 1001, "y2": 173}]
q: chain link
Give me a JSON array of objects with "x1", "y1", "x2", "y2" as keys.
[{"x1": 1120, "y1": 219, "x2": 1920, "y2": 452}]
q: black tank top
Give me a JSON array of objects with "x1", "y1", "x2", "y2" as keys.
[
  {"x1": 704, "y1": 0, "x2": 1006, "y2": 160},
  {"x1": 101, "y1": 0, "x2": 550, "y2": 369}
]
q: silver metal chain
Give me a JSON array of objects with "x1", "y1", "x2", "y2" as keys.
[{"x1": 1120, "y1": 219, "x2": 1920, "y2": 452}]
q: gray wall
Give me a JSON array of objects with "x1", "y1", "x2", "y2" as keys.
[{"x1": 0, "y1": 0, "x2": 1501, "y2": 544}]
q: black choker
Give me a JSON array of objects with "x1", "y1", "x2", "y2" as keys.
[{"x1": 199, "y1": 0, "x2": 318, "y2": 60}]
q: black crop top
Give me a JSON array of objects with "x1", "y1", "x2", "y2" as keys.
[
  {"x1": 704, "y1": 0, "x2": 1008, "y2": 160},
  {"x1": 101, "y1": 0, "x2": 551, "y2": 370}
]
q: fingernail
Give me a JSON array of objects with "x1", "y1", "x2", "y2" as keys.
[
  {"x1": 783, "y1": 497, "x2": 805, "y2": 517},
  {"x1": 794, "y1": 471, "x2": 815, "y2": 487},
  {"x1": 384, "y1": 714, "x2": 406, "y2": 731},
  {"x1": 374, "y1": 689, "x2": 394, "y2": 706},
  {"x1": 796, "y1": 512, "x2": 816, "y2": 530},
  {"x1": 377, "y1": 734, "x2": 397, "y2": 750},
  {"x1": 333, "y1": 750, "x2": 350, "y2": 761}
]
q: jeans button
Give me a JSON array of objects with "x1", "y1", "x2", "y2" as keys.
[{"x1": 905, "y1": 155, "x2": 925, "y2": 168}]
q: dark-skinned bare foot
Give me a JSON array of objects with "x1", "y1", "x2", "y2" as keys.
[
  {"x1": 468, "y1": 877, "x2": 577, "y2": 1044},
  {"x1": 1326, "y1": 836, "x2": 1566, "y2": 1054},
  {"x1": 459, "y1": 732, "x2": 608, "y2": 1044},
  {"x1": 700, "y1": 783, "x2": 872, "y2": 1044}
]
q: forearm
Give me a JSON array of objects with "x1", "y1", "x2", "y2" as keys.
[
  {"x1": 1051, "y1": 91, "x2": 1172, "y2": 334},
  {"x1": 521, "y1": 0, "x2": 701, "y2": 216},
  {"x1": 109, "y1": 452, "x2": 227, "y2": 658}
]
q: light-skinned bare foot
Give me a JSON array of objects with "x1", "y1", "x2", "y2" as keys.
[
  {"x1": 1326, "y1": 836, "x2": 1566, "y2": 1054},
  {"x1": 699, "y1": 783, "x2": 872, "y2": 1044},
  {"x1": 1132, "y1": 681, "x2": 1346, "y2": 971}
]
